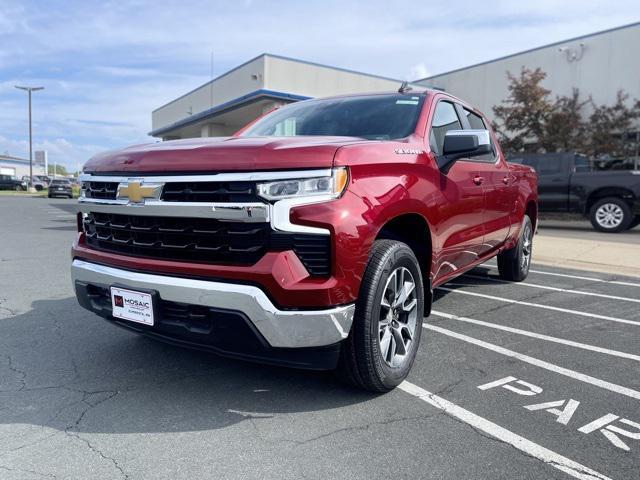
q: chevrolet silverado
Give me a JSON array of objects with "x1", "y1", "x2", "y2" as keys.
[{"x1": 72, "y1": 90, "x2": 537, "y2": 392}]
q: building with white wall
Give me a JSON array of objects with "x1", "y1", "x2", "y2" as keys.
[
  {"x1": 414, "y1": 22, "x2": 640, "y2": 121},
  {"x1": 0, "y1": 154, "x2": 46, "y2": 178},
  {"x1": 151, "y1": 22, "x2": 640, "y2": 141},
  {"x1": 151, "y1": 54, "x2": 418, "y2": 140}
]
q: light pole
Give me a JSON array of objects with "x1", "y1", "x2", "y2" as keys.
[{"x1": 15, "y1": 85, "x2": 44, "y2": 191}]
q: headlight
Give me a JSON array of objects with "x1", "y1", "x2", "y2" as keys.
[{"x1": 257, "y1": 167, "x2": 348, "y2": 201}]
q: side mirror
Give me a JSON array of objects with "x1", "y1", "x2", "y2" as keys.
[{"x1": 437, "y1": 129, "x2": 492, "y2": 173}]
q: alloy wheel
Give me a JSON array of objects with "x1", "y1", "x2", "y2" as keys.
[
  {"x1": 378, "y1": 267, "x2": 418, "y2": 368},
  {"x1": 521, "y1": 221, "x2": 533, "y2": 272},
  {"x1": 595, "y1": 203, "x2": 624, "y2": 229}
]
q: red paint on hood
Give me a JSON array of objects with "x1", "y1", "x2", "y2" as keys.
[{"x1": 83, "y1": 136, "x2": 369, "y2": 173}]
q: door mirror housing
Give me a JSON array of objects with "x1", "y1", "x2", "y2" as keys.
[{"x1": 437, "y1": 129, "x2": 492, "y2": 173}]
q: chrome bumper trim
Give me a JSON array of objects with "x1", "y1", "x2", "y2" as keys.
[
  {"x1": 79, "y1": 169, "x2": 332, "y2": 184},
  {"x1": 77, "y1": 200, "x2": 270, "y2": 222},
  {"x1": 71, "y1": 259, "x2": 354, "y2": 348}
]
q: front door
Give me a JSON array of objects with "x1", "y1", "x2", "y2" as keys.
[{"x1": 428, "y1": 99, "x2": 486, "y2": 282}]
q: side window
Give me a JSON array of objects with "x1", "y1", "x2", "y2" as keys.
[
  {"x1": 574, "y1": 155, "x2": 590, "y2": 172},
  {"x1": 429, "y1": 101, "x2": 462, "y2": 156},
  {"x1": 463, "y1": 107, "x2": 496, "y2": 163},
  {"x1": 463, "y1": 108, "x2": 486, "y2": 129},
  {"x1": 536, "y1": 157, "x2": 563, "y2": 176}
]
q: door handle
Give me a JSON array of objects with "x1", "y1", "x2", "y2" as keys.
[
  {"x1": 473, "y1": 176, "x2": 484, "y2": 186},
  {"x1": 502, "y1": 176, "x2": 510, "y2": 185}
]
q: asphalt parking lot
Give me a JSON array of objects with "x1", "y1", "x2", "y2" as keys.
[{"x1": 1, "y1": 196, "x2": 639, "y2": 480}]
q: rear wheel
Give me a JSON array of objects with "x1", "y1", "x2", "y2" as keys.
[
  {"x1": 589, "y1": 197, "x2": 632, "y2": 233},
  {"x1": 336, "y1": 240, "x2": 424, "y2": 392},
  {"x1": 498, "y1": 215, "x2": 533, "y2": 282}
]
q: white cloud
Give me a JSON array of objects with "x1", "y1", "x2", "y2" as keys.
[{"x1": 408, "y1": 63, "x2": 430, "y2": 81}]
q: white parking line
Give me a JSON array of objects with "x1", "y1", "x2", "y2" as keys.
[
  {"x1": 528, "y1": 268, "x2": 640, "y2": 288},
  {"x1": 437, "y1": 287, "x2": 640, "y2": 327},
  {"x1": 431, "y1": 310, "x2": 640, "y2": 362},
  {"x1": 463, "y1": 274, "x2": 640, "y2": 304},
  {"x1": 399, "y1": 381, "x2": 612, "y2": 480},
  {"x1": 423, "y1": 323, "x2": 640, "y2": 401}
]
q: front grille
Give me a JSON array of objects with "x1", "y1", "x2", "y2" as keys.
[
  {"x1": 82, "y1": 181, "x2": 118, "y2": 200},
  {"x1": 84, "y1": 212, "x2": 268, "y2": 264},
  {"x1": 161, "y1": 181, "x2": 259, "y2": 202},
  {"x1": 83, "y1": 212, "x2": 331, "y2": 275}
]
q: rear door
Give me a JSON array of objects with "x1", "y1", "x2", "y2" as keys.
[{"x1": 458, "y1": 106, "x2": 513, "y2": 252}]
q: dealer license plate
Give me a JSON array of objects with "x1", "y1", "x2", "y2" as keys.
[{"x1": 110, "y1": 286, "x2": 154, "y2": 326}]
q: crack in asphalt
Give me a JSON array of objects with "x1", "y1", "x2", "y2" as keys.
[
  {"x1": 0, "y1": 464, "x2": 57, "y2": 479},
  {"x1": 291, "y1": 412, "x2": 441, "y2": 447},
  {"x1": 5, "y1": 355, "x2": 27, "y2": 391},
  {"x1": 62, "y1": 390, "x2": 129, "y2": 479}
]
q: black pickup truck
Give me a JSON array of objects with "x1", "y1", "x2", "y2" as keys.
[{"x1": 509, "y1": 153, "x2": 640, "y2": 232}]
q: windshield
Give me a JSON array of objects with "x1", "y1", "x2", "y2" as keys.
[{"x1": 242, "y1": 94, "x2": 425, "y2": 140}]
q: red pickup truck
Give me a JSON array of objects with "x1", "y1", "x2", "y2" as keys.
[{"x1": 72, "y1": 90, "x2": 537, "y2": 392}]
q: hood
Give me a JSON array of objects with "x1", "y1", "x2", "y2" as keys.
[{"x1": 83, "y1": 136, "x2": 368, "y2": 174}]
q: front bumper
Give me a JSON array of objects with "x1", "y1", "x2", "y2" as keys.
[{"x1": 71, "y1": 259, "x2": 355, "y2": 366}]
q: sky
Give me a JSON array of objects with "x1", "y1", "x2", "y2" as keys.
[{"x1": 1, "y1": 0, "x2": 638, "y2": 172}]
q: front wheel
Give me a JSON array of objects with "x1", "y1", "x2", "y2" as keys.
[
  {"x1": 497, "y1": 215, "x2": 533, "y2": 282},
  {"x1": 336, "y1": 240, "x2": 424, "y2": 392},
  {"x1": 589, "y1": 197, "x2": 632, "y2": 233}
]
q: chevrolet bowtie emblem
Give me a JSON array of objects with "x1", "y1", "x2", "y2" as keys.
[{"x1": 117, "y1": 181, "x2": 162, "y2": 204}]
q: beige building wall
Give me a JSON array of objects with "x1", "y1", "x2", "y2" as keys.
[
  {"x1": 264, "y1": 55, "x2": 410, "y2": 98},
  {"x1": 152, "y1": 56, "x2": 266, "y2": 133},
  {"x1": 151, "y1": 54, "x2": 419, "y2": 139},
  {"x1": 417, "y1": 23, "x2": 640, "y2": 120}
]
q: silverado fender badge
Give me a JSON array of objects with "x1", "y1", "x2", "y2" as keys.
[{"x1": 394, "y1": 148, "x2": 425, "y2": 155}]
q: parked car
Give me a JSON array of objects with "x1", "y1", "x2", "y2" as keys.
[
  {"x1": 509, "y1": 153, "x2": 640, "y2": 232},
  {"x1": 71, "y1": 90, "x2": 537, "y2": 392},
  {"x1": 21, "y1": 175, "x2": 50, "y2": 191},
  {"x1": 48, "y1": 178, "x2": 73, "y2": 198},
  {"x1": 0, "y1": 174, "x2": 24, "y2": 191}
]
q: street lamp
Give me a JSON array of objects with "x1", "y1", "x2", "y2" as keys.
[{"x1": 15, "y1": 85, "x2": 44, "y2": 191}]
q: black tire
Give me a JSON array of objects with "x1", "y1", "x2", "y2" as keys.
[
  {"x1": 336, "y1": 240, "x2": 425, "y2": 392},
  {"x1": 498, "y1": 215, "x2": 533, "y2": 282},
  {"x1": 35, "y1": 185, "x2": 43, "y2": 191},
  {"x1": 589, "y1": 197, "x2": 632, "y2": 233}
]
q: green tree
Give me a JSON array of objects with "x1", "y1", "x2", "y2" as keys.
[
  {"x1": 586, "y1": 91, "x2": 640, "y2": 160},
  {"x1": 542, "y1": 88, "x2": 590, "y2": 153},
  {"x1": 48, "y1": 164, "x2": 68, "y2": 176},
  {"x1": 494, "y1": 68, "x2": 640, "y2": 160},
  {"x1": 492, "y1": 67, "x2": 552, "y2": 152}
]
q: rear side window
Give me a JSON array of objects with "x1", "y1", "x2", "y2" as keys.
[
  {"x1": 574, "y1": 155, "x2": 590, "y2": 172},
  {"x1": 463, "y1": 108, "x2": 486, "y2": 129},
  {"x1": 536, "y1": 157, "x2": 564, "y2": 175},
  {"x1": 429, "y1": 101, "x2": 462, "y2": 155}
]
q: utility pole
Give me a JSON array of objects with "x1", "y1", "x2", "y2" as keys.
[{"x1": 15, "y1": 85, "x2": 44, "y2": 192}]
